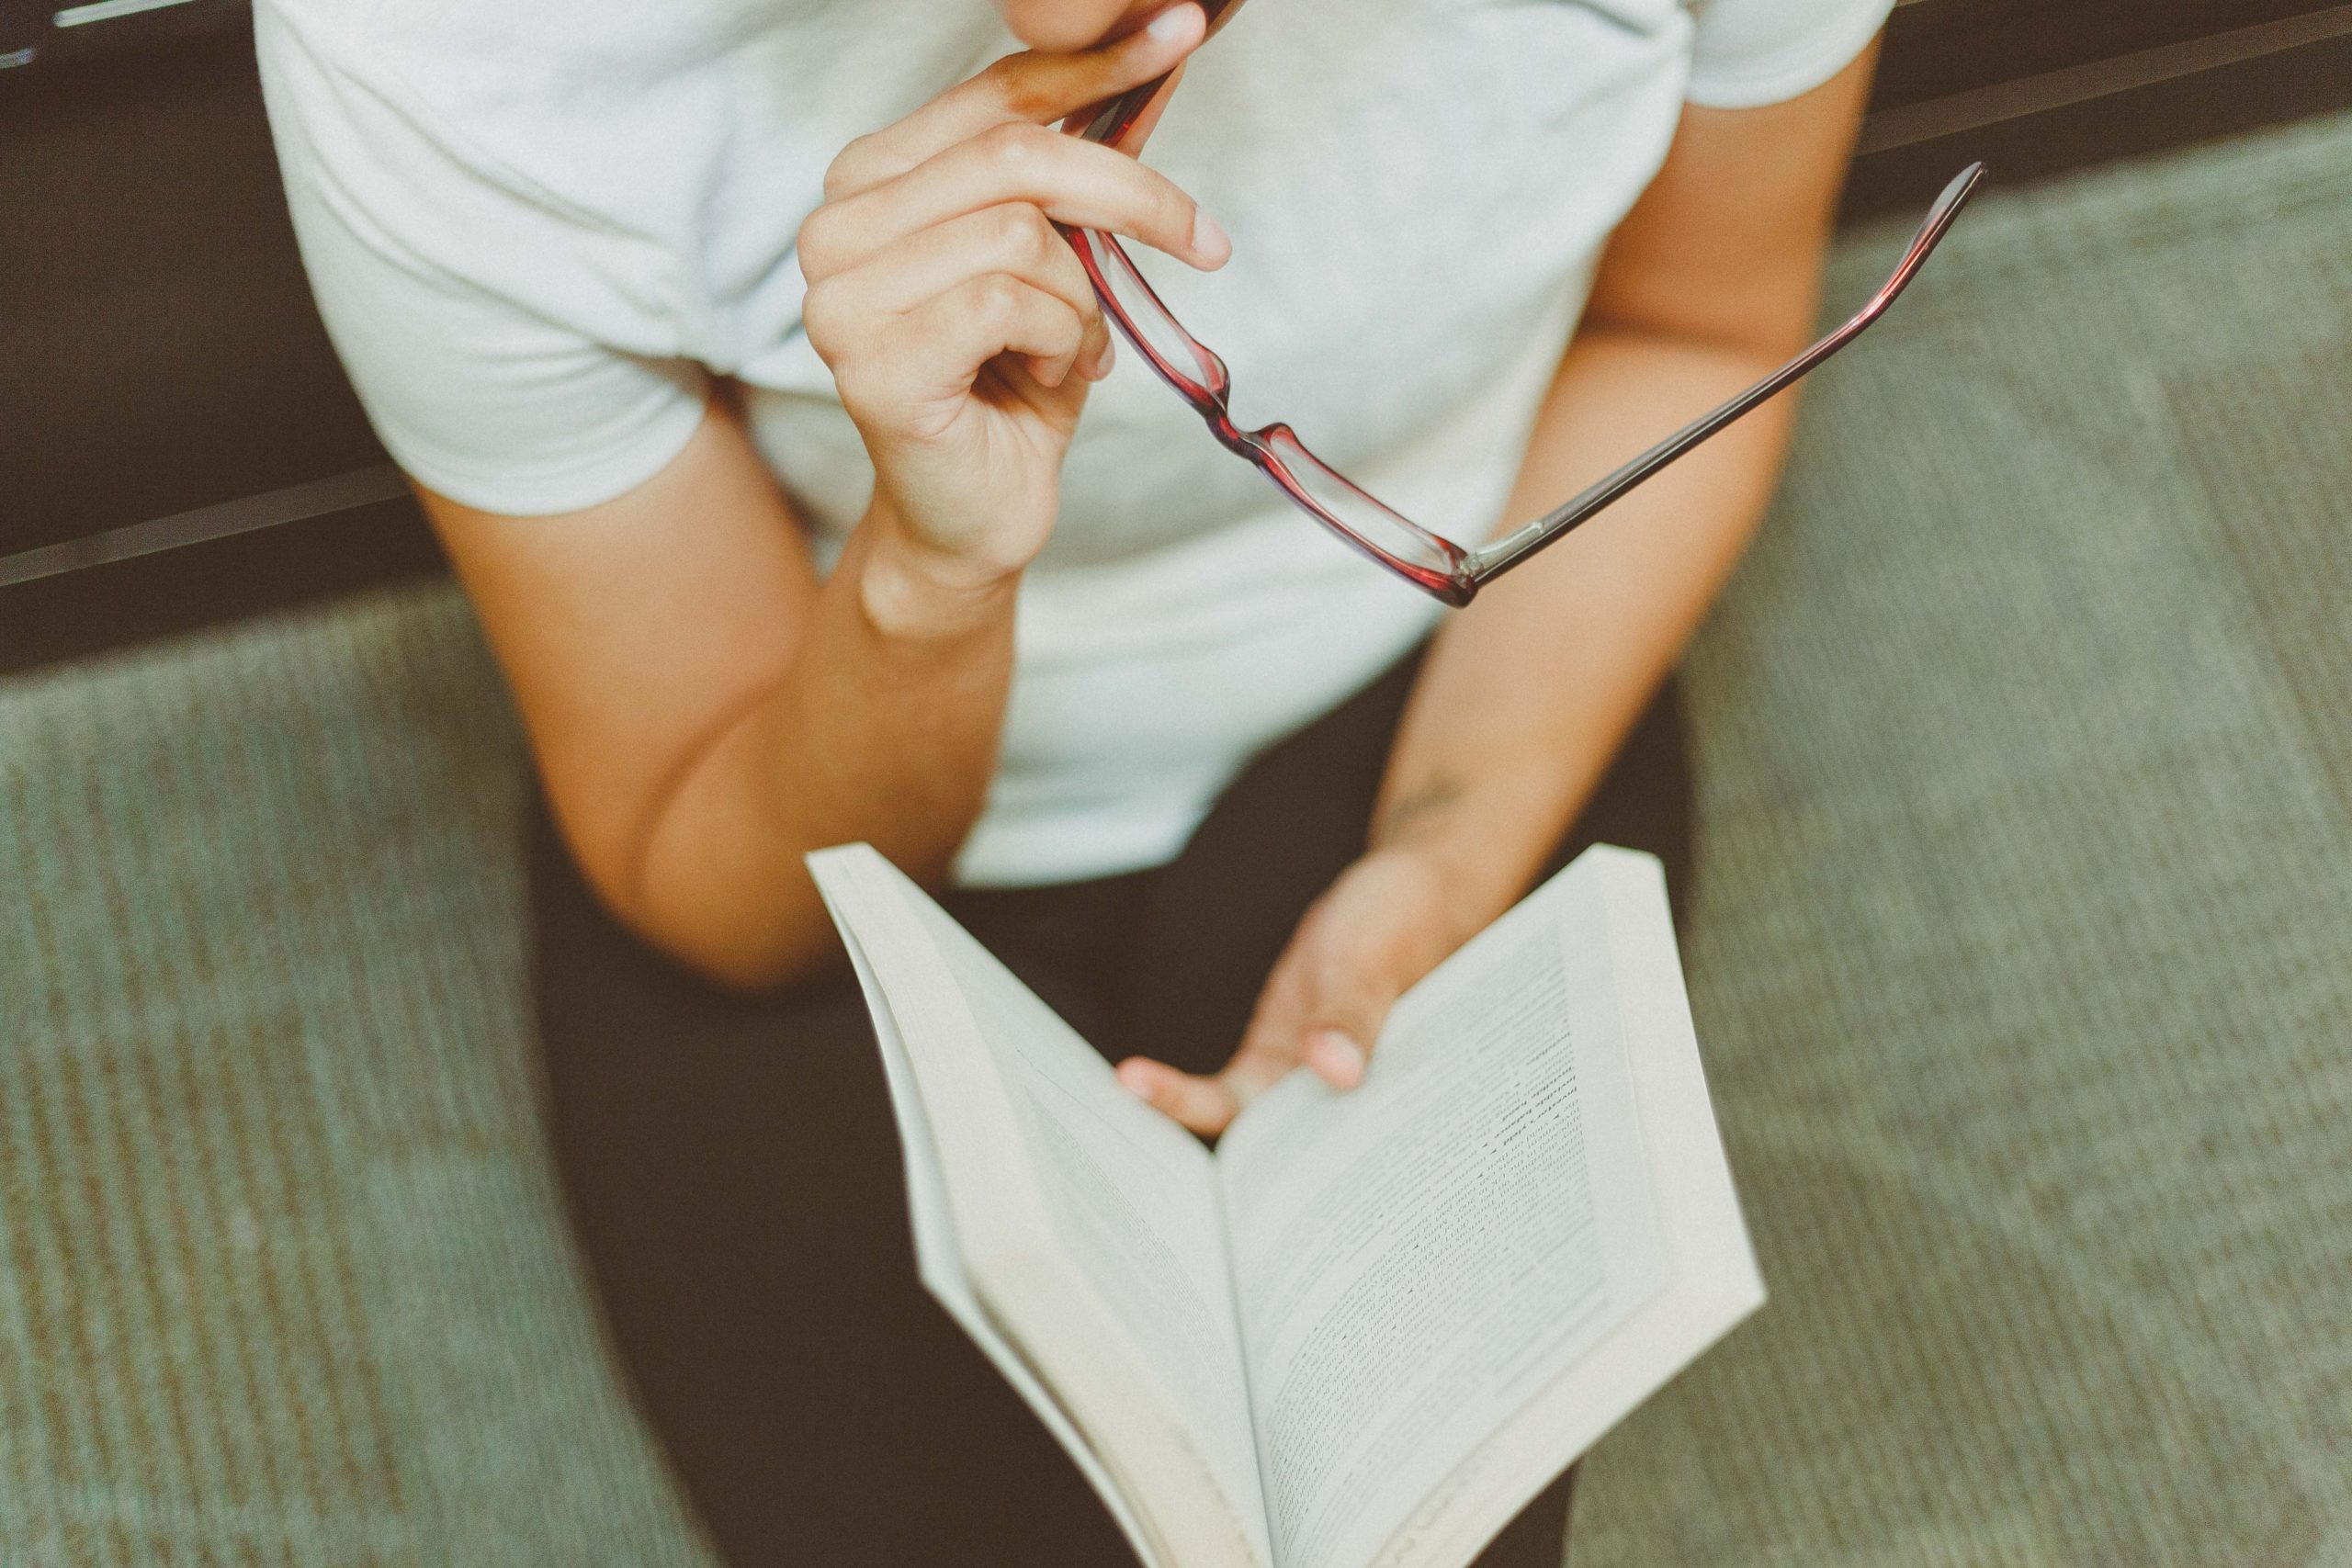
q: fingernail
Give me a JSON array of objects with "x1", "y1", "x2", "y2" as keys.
[
  {"x1": 1083, "y1": 333, "x2": 1115, "y2": 379},
  {"x1": 1191, "y1": 209, "x2": 1230, "y2": 265},
  {"x1": 1306, "y1": 1030, "x2": 1366, "y2": 1090},
  {"x1": 1145, "y1": 4, "x2": 1195, "y2": 45},
  {"x1": 1114, "y1": 1059, "x2": 1157, "y2": 1099}
]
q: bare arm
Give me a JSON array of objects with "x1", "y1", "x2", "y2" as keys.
[
  {"x1": 1370, "y1": 45, "x2": 1880, "y2": 921},
  {"x1": 422, "y1": 413, "x2": 1019, "y2": 989},
  {"x1": 425, "y1": 6, "x2": 1225, "y2": 990},
  {"x1": 1118, "y1": 45, "x2": 1880, "y2": 1130}
]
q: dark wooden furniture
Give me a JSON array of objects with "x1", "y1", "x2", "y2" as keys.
[{"x1": 4, "y1": 0, "x2": 2348, "y2": 670}]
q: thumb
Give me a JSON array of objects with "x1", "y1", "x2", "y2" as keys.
[{"x1": 1296, "y1": 982, "x2": 1402, "y2": 1093}]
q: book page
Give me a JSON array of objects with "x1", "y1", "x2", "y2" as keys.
[
  {"x1": 1216, "y1": 860, "x2": 1668, "y2": 1568},
  {"x1": 820, "y1": 897, "x2": 1168, "y2": 1568},
  {"x1": 813, "y1": 847, "x2": 1272, "y2": 1568}
]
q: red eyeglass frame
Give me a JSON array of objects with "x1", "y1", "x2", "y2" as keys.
[{"x1": 1057, "y1": 9, "x2": 1984, "y2": 605}]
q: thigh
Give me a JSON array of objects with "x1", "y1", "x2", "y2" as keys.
[{"x1": 528, "y1": 806, "x2": 1136, "y2": 1568}]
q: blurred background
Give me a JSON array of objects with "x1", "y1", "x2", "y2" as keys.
[{"x1": 3, "y1": 2, "x2": 2348, "y2": 1563}]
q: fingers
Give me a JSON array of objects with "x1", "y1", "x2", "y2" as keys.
[
  {"x1": 1233, "y1": 860, "x2": 1450, "y2": 1095},
  {"x1": 794, "y1": 0, "x2": 1213, "y2": 429},
  {"x1": 1243, "y1": 968, "x2": 1386, "y2": 1095},
  {"x1": 822, "y1": 3, "x2": 1206, "y2": 202},
  {"x1": 1114, "y1": 1042, "x2": 1297, "y2": 1137},
  {"x1": 1285, "y1": 934, "x2": 1397, "y2": 1091},
  {"x1": 804, "y1": 211, "x2": 1094, "y2": 394},
  {"x1": 1284, "y1": 936, "x2": 1416, "y2": 1092},
  {"x1": 1114, "y1": 1057, "x2": 1240, "y2": 1134},
  {"x1": 803, "y1": 204, "x2": 1112, "y2": 387},
  {"x1": 1111, "y1": 949, "x2": 1406, "y2": 1136},
  {"x1": 903, "y1": 273, "x2": 1092, "y2": 395},
  {"x1": 820, "y1": 273, "x2": 1091, "y2": 434},
  {"x1": 1303, "y1": 1029, "x2": 1369, "y2": 1091},
  {"x1": 801, "y1": 120, "x2": 1227, "y2": 285},
  {"x1": 1121, "y1": 951, "x2": 1319, "y2": 1136},
  {"x1": 1114, "y1": 852, "x2": 1482, "y2": 1135},
  {"x1": 818, "y1": 204, "x2": 1101, "y2": 323}
]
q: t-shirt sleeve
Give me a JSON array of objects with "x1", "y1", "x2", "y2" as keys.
[
  {"x1": 254, "y1": 4, "x2": 707, "y2": 517},
  {"x1": 1682, "y1": 0, "x2": 1894, "y2": 109}
]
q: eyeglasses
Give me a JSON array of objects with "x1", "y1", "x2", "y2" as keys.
[{"x1": 1059, "y1": 52, "x2": 1984, "y2": 606}]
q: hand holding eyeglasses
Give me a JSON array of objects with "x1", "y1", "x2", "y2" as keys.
[
  {"x1": 795, "y1": 6, "x2": 1227, "y2": 611},
  {"x1": 1060, "y1": 5, "x2": 1983, "y2": 604},
  {"x1": 801, "y1": 0, "x2": 1979, "y2": 615}
]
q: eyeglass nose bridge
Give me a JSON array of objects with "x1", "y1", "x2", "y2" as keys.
[{"x1": 1208, "y1": 409, "x2": 1269, "y2": 462}]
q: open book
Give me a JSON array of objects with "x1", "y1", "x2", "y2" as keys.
[{"x1": 808, "y1": 842, "x2": 1762, "y2": 1568}]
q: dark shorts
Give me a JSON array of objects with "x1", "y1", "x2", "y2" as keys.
[{"x1": 529, "y1": 649, "x2": 1691, "y2": 1567}]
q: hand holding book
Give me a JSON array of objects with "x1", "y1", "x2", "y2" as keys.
[
  {"x1": 1114, "y1": 845, "x2": 1476, "y2": 1134},
  {"x1": 808, "y1": 840, "x2": 1763, "y2": 1568}
]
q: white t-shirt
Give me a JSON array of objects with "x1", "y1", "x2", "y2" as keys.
[{"x1": 255, "y1": 0, "x2": 1887, "y2": 886}]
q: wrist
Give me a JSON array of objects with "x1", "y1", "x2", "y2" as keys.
[
  {"x1": 854, "y1": 500, "x2": 1022, "y2": 640},
  {"x1": 1368, "y1": 776, "x2": 1554, "y2": 942}
]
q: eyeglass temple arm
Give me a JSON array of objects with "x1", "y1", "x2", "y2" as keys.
[{"x1": 1462, "y1": 162, "x2": 1985, "y2": 588}]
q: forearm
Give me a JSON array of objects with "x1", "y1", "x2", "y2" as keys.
[
  {"x1": 632, "y1": 504, "x2": 1017, "y2": 990},
  {"x1": 1112, "y1": 62, "x2": 1876, "y2": 1130},
  {"x1": 1111, "y1": 327, "x2": 1808, "y2": 1127},
  {"x1": 497, "y1": 17, "x2": 1225, "y2": 991},
  {"x1": 1372, "y1": 324, "x2": 1801, "y2": 930}
]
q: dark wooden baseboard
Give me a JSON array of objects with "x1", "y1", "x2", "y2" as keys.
[
  {"x1": 0, "y1": 29, "x2": 385, "y2": 562},
  {"x1": 1847, "y1": 0, "x2": 2352, "y2": 216},
  {"x1": 0, "y1": 496, "x2": 445, "y2": 677}
]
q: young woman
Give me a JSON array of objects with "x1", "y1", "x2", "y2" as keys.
[{"x1": 258, "y1": 0, "x2": 1886, "y2": 1560}]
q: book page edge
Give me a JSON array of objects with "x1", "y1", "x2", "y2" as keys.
[
  {"x1": 1362, "y1": 843, "x2": 1766, "y2": 1568},
  {"x1": 806, "y1": 843, "x2": 1269, "y2": 1568},
  {"x1": 808, "y1": 847, "x2": 1171, "y2": 1568}
]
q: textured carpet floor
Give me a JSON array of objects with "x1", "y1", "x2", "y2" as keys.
[
  {"x1": 4, "y1": 115, "x2": 2348, "y2": 1567},
  {"x1": 1571, "y1": 113, "x2": 2352, "y2": 1568}
]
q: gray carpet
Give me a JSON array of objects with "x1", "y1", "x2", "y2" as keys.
[
  {"x1": 1571, "y1": 113, "x2": 2352, "y2": 1567},
  {"x1": 4, "y1": 112, "x2": 2348, "y2": 1566}
]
